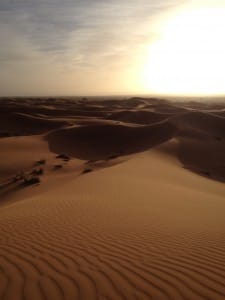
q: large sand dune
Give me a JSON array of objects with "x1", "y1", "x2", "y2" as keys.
[
  {"x1": 46, "y1": 120, "x2": 175, "y2": 160},
  {"x1": 0, "y1": 97, "x2": 225, "y2": 300}
]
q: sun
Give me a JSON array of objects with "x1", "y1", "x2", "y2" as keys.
[{"x1": 140, "y1": 5, "x2": 225, "y2": 96}]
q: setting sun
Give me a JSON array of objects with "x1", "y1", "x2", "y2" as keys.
[{"x1": 141, "y1": 5, "x2": 225, "y2": 95}]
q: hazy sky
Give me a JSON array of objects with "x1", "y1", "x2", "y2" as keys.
[{"x1": 1, "y1": 0, "x2": 225, "y2": 96}]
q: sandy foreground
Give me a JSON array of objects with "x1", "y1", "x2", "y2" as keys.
[{"x1": 0, "y1": 97, "x2": 225, "y2": 300}]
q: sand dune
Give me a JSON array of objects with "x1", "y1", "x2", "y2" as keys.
[
  {"x1": 0, "y1": 135, "x2": 50, "y2": 180},
  {"x1": 0, "y1": 112, "x2": 67, "y2": 136},
  {"x1": 1, "y1": 147, "x2": 225, "y2": 300},
  {"x1": 170, "y1": 111, "x2": 225, "y2": 182},
  {"x1": 177, "y1": 138, "x2": 225, "y2": 182},
  {"x1": 0, "y1": 97, "x2": 225, "y2": 300},
  {"x1": 175, "y1": 111, "x2": 225, "y2": 138},
  {"x1": 46, "y1": 120, "x2": 175, "y2": 160},
  {"x1": 106, "y1": 110, "x2": 171, "y2": 125}
]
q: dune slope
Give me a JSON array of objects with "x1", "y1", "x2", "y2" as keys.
[
  {"x1": 1, "y1": 149, "x2": 225, "y2": 300},
  {"x1": 0, "y1": 97, "x2": 225, "y2": 300}
]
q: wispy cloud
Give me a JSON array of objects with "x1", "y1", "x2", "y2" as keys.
[
  {"x1": 0, "y1": 0, "x2": 181, "y2": 63},
  {"x1": 0, "y1": 0, "x2": 185, "y2": 95}
]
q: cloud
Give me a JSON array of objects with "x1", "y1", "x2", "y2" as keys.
[
  {"x1": 0, "y1": 0, "x2": 187, "y2": 95},
  {"x1": 0, "y1": 0, "x2": 182, "y2": 65}
]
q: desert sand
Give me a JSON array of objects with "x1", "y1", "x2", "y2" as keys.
[{"x1": 0, "y1": 96, "x2": 225, "y2": 300}]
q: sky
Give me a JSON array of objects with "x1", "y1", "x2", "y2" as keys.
[{"x1": 1, "y1": 0, "x2": 225, "y2": 96}]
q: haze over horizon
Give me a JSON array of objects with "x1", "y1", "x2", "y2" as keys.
[{"x1": 1, "y1": 0, "x2": 225, "y2": 97}]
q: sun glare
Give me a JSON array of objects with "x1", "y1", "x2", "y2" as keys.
[{"x1": 141, "y1": 5, "x2": 225, "y2": 95}]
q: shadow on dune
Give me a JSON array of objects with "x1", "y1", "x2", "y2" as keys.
[
  {"x1": 175, "y1": 111, "x2": 225, "y2": 138},
  {"x1": 0, "y1": 182, "x2": 28, "y2": 202},
  {"x1": 46, "y1": 121, "x2": 176, "y2": 160},
  {"x1": 176, "y1": 137, "x2": 225, "y2": 183},
  {"x1": 169, "y1": 111, "x2": 225, "y2": 182},
  {"x1": 0, "y1": 112, "x2": 67, "y2": 137}
]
